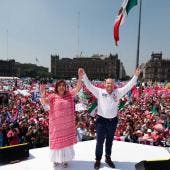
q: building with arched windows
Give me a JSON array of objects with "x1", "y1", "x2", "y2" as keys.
[
  {"x1": 51, "y1": 54, "x2": 126, "y2": 80},
  {"x1": 144, "y1": 52, "x2": 170, "y2": 82}
]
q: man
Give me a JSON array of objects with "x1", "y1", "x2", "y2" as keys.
[{"x1": 79, "y1": 67, "x2": 141, "y2": 169}]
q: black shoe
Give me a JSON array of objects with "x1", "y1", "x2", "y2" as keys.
[
  {"x1": 94, "y1": 160, "x2": 101, "y2": 170},
  {"x1": 105, "y1": 156, "x2": 115, "y2": 168}
]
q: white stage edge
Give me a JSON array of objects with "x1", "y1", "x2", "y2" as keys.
[{"x1": 1, "y1": 140, "x2": 170, "y2": 170}]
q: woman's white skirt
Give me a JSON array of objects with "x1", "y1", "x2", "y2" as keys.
[{"x1": 49, "y1": 145, "x2": 75, "y2": 163}]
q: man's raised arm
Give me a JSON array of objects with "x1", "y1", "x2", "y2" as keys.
[
  {"x1": 117, "y1": 67, "x2": 141, "y2": 99},
  {"x1": 78, "y1": 68, "x2": 99, "y2": 98}
]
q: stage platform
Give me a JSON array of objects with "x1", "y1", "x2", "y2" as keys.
[{"x1": 1, "y1": 140, "x2": 170, "y2": 170}]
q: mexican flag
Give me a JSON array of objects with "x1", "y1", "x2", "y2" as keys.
[
  {"x1": 88, "y1": 100, "x2": 97, "y2": 117},
  {"x1": 113, "y1": 0, "x2": 138, "y2": 46},
  {"x1": 78, "y1": 88, "x2": 97, "y2": 117},
  {"x1": 78, "y1": 89, "x2": 89, "y2": 104}
]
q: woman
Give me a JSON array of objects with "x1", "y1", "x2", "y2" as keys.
[{"x1": 40, "y1": 70, "x2": 82, "y2": 168}]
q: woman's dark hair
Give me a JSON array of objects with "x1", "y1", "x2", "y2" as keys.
[{"x1": 55, "y1": 80, "x2": 67, "y2": 94}]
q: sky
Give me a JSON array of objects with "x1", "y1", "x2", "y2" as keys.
[{"x1": 0, "y1": 0, "x2": 170, "y2": 76}]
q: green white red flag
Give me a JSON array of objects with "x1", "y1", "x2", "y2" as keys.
[{"x1": 113, "y1": 0, "x2": 138, "y2": 46}]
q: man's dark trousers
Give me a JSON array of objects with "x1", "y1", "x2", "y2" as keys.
[{"x1": 95, "y1": 115, "x2": 118, "y2": 160}]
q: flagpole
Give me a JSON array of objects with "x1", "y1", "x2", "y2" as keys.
[
  {"x1": 77, "y1": 11, "x2": 80, "y2": 58},
  {"x1": 136, "y1": 0, "x2": 142, "y2": 68},
  {"x1": 6, "y1": 29, "x2": 8, "y2": 60}
]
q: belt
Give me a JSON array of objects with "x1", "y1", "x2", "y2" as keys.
[{"x1": 97, "y1": 115, "x2": 117, "y2": 121}]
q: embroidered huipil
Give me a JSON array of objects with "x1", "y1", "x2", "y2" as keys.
[{"x1": 48, "y1": 92, "x2": 76, "y2": 150}]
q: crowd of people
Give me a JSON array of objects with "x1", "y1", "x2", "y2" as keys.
[
  {"x1": 115, "y1": 81, "x2": 170, "y2": 147},
  {"x1": 0, "y1": 77, "x2": 170, "y2": 150},
  {"x1": 0, "y1": 79, "x2": 49, "y2": 148}
]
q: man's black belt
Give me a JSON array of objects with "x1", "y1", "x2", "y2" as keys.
[{"x1": 97, "y1": 115, "x2": 117, "y2": 121}]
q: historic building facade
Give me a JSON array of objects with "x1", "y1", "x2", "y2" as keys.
[
  {"x1": 0, "y1": 59, "x2": 49, "y2": 78},
  {"x1": 0, "y1": 59, "x2": 16, "y2": 77},
  {"x1": 144, "y1": 52, "x2": 170, "y2": 81},
  {"x1": 51, "y1": 54, "x2": 126, "y2": 80}
]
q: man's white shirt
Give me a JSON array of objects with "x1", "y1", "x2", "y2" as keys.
[{"x1": 83, "y1": 74, "x2": 138, "y2": 119}]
